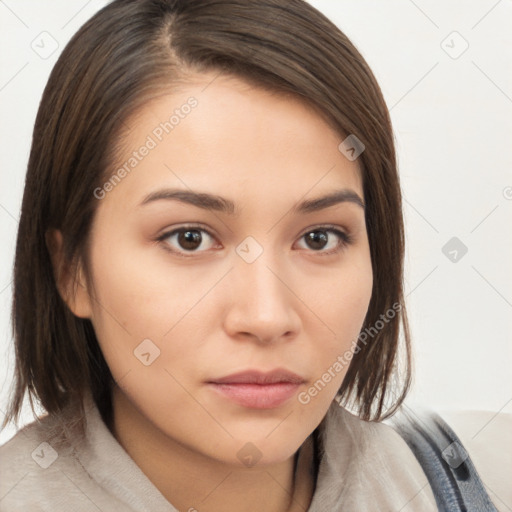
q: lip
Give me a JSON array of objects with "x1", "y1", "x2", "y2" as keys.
[{"x1": 207, "y1": 369, "x2": 305, "y2": 409}]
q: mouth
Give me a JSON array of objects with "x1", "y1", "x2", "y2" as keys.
[{"x1": 206, "y1": 369, "x2": 306, "y2": 409}]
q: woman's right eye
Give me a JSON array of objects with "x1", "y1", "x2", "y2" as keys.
[{"x1": 158, "y1": 226, "x2": 219, "y2": 257}]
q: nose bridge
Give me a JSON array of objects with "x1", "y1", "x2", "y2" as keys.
[
  {"x1": 225, "y1": 239, "x2": 299, "y2": 342},
  {"x1": 240, "y1": 250, "x2": 283, "y2": 305}
]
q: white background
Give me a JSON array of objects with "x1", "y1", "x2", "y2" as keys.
[{"x1": 1, "y1": 0, "x2": 511, "y2": 445}]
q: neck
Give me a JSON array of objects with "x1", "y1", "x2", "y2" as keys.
[{"x1": 109, "y1": 387, "x2": 316, "y2": 512}]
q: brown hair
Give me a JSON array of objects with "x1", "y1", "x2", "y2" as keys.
[{"x1": 3, "y1": 0, "x2": 411, "y2": 433}]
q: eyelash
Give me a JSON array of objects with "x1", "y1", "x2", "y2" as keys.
[{"x1": 156, "y1": 224, "x2": 353, "y2": 258}]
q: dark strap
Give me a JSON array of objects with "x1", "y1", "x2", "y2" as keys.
[{"x1": 389, "y1": 407, "x2": 498, "y2": 512}]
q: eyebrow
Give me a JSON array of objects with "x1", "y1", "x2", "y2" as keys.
[{"x1": 139, "y1": 187, "x2": 365, "y2": 215}]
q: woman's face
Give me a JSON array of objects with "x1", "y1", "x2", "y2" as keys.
[{"x1": 75, "y1": 72, "x2": 373, "y2": 466}]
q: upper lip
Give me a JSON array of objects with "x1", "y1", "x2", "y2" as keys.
[{"x1": 208, "y1": 369, "x2": 306, "y2": 385}]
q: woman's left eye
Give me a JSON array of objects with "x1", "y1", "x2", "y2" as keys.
[{"x1": 296, "y1": 227, "x2": 352, "y2": 255}]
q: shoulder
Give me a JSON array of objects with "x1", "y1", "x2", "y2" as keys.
[
  {"x1": 0, "y1": 398, "x2": 170, "y2": 512},
  {"x1": 0, "y1": 416, "x2": 55, "y2": 509},
  {"x1": 326, "y1": 402, "x2": 420, "y2": 458},
  {"x1": 325, "y1": 401, "x2": 427, "y2": 465},
  {"x1": 0, "y1": 408, "x2": 98, "y2": 511},
  {"x1": 314, "y1": 402, "x2": 436, "y2": 511},
  {"x1": 439, "y1": 409, "x2": 512, "y2": 511}
]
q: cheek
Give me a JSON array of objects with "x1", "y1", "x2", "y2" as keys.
[
  {"x1": 85, "y1": 234, "x2": 227, "y2": 381},
  {"x1": 86, "y1": 231, "x2": 212, "y2": 332},
  {"x1": 310, "y1": 249, "x2": 373, "y2": 337},
  {"x1": 305, "y1": 251, "x2": 373, "y2": 381},
  {"x1": 293, "y1": 262, "x2": 373, "y2": 430}
]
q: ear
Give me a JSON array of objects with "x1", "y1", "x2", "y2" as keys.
[{"x1": 45, "y1": 229, "x2": 93, "y2": 319}]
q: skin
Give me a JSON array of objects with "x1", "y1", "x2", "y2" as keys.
[{"x1": 53, "y1": 72, "x2": 373, "y2": 512}]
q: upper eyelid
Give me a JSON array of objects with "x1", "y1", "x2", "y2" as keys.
[
  {"x1": 158, "y1": 224, "x2": 217, "y2": 241},
  {"x1": 159, "y1": 223, "x2": 349, "y2": 239}
]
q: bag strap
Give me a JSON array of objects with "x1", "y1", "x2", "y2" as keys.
[{"x1": 388, "y1": 407, "x2": 497, "y2": 512}]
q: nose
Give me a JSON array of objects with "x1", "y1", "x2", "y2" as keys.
[{"x1": 222, "y1": 250, "x2": 301, "y2": 345}]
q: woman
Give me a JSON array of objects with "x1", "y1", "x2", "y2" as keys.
[{"x1": 0, "y1": 1, "x2": 501, "y2": 510}]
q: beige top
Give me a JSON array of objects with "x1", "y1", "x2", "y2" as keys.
[{"x1": 0, "y1": 394, "x2": 444, "y2": 511}]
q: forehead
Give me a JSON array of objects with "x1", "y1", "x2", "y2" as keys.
[{"x1": 103, "y1": 73, "x2": 363, "y2": 209}]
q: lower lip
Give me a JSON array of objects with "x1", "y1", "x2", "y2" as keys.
[{"x1": 207, "y1": 382, "x2": 301, "y2": 409}]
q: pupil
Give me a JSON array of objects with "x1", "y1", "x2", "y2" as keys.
[
  {"x1": 179, "y1": 230, "x2": 201, "y2": 250},
  {"x1": 306, "y1": 231, "x2": 327, "y2": 250}
]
